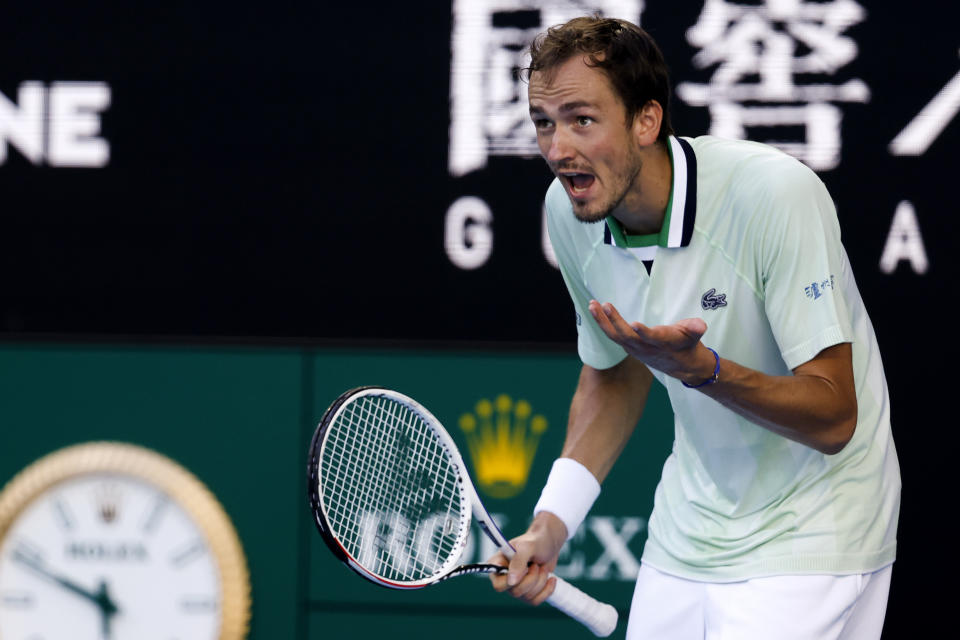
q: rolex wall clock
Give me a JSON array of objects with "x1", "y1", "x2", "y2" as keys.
[{"x1": 0, "y1": 442, "x2": 251, "y2": 639}]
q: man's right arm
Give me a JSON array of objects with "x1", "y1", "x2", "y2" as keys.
[
  {"x1": 489, "y1": 355, "x2": 653, "y2": 604},
  {"x1": 561, "y1": 355, "x2": 654, "y2": 484}
]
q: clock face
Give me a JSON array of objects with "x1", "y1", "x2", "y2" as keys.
[{"x1": 0, "y1": 443, "x2": 249, "y2": 640}]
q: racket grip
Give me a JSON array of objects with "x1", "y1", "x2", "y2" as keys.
[{"x1": 546, "y1": 574, "x2": 618, "y2": 637}]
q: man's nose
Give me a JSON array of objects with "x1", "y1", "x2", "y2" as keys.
[{"x1": 546, "y1": 128, "x2": 574, "y2": 164}]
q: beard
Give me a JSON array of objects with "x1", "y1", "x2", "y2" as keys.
[{"x1": 566, "y1": 149, "x2": 643, "y2": 225}]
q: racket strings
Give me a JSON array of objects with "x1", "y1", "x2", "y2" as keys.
[
  {"x1": 320, "y1": 394, "x2": 465, "y2": 583},
  {"x1": 362, "y1": 399, "x2": 459, "y2": 579},
  {"x1": 386, "y1": 402, "x2": 462, "y2": 578}
]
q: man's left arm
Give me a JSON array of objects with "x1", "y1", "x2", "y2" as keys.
[{"x1": 589, "y1": 300, "x2": 856, "y2": 455}]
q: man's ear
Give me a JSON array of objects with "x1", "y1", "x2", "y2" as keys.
[{"x1": 631, "y1": 100, "x2": 663, "y2": 147}]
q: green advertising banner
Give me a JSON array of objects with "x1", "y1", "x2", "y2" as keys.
[
  {"x1": 307, "y1": 349, "x2": 675, "y2": 630},
  {"x1": 0, "y1": 343, "x2": 674, "y2": 639}
]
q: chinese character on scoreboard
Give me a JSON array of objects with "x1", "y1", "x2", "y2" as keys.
[
  {"x1": 676, "y1": 0, "x2": 869, "y2": 171},
  {"x1": 448, "y1": 0, "x2": 646, "y2": 177}
]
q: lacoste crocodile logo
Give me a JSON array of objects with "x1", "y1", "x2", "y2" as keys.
[{"x1": 701, "y1": 288, "x2": 727, "y2": 310}]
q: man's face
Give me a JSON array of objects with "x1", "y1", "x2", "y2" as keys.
[{"x1": 528, "y1": 55, "x2": 643, "y2": 224}]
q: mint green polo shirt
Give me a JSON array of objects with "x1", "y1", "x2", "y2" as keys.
[{"x1": 545, "y1": 135, "x2": 900, "y2": 581}]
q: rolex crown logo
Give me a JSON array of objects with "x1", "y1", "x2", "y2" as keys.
[
  {"x1": 458, "y1": 394, "x2": 548, "y2": 499},
  {"x1": 95, "y1": 482, "x2": 121, "y2": 524}
]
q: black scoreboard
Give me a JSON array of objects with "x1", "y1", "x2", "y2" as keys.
[{"x1": 2, "y1": 2, "x2": 951, "y2": 343}]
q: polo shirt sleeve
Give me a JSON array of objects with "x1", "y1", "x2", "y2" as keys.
[
  {"x1": 758, "y1": 161, "x2": 854, "y2": 370},
  {"x1": 544, "y1": 181, "x2": 627, "y2": 370}
]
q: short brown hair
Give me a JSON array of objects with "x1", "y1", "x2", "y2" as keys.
[{"x1": 527, "y1": 16, "x2": 674, "y2": 141}]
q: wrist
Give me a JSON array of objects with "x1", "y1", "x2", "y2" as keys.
[
  {"x1": 533, "y1": 457, "x2": 601, "y2": 541},
  {"x1": 529, "y1": 510, "x2": 569, "y2": 554},
  {"x1": 681, "y1": 346, "x2": 720, "y2": 389}
]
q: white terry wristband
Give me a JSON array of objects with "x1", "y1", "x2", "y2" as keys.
[{"x1": 533, "y1": 458, "x2": 601, "y2": 541}]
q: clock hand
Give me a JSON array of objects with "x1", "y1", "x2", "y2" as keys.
[
  {"x1": 98, "y1": 580, "x2": 119, "y2": 640},
  {"x1": 11, "y1": 547, "x2": 120, "y2": 616}
]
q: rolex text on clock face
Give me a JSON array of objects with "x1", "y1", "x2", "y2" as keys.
[{"x1": 0, "y1": 473, "x2": 222, "y2": 640}]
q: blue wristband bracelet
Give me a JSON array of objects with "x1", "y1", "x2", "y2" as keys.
[{"x1": 682, "y1": 347, "x2": 720, "y2": 389}]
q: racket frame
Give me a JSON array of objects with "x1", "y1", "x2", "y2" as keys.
[{"x1": 307, "y1": 386, "x2": 474, "y2": 589}]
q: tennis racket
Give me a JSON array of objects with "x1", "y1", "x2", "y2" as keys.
[{"x1": 307, "y1": 386, "x2": 618, "y2": 637}]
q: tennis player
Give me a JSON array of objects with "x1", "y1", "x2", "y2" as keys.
[{"x1": 488, "y1": 16, "x2": 900, "y2": 639}]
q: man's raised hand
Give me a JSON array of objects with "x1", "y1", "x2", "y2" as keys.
[{"x1": 588, "y1": 300, "x2": 715, "y2": 386}]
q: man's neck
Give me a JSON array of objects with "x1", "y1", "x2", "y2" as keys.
[{"x1": 612, "y1": 140, "x2": 673, "y2": 236}]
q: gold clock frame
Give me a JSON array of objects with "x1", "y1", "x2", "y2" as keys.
[{"x1": 0, "y1": 441, "x2": 251, "y2": 639}]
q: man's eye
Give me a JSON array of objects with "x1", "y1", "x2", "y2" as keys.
[
  {"x1": 576, "y1": 116, "x2": 593, "y2": 127},
  {"x1": 534, "y1": 118, "x2": 553, "y2": 130}
]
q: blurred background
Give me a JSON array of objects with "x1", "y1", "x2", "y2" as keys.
[{"x1": 1, "y1": 1, "x2": 953, "y2": 637}]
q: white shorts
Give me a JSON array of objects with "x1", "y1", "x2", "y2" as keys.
[{"x1": 625, "y1": 564, "x2": 893, "y2": 640}]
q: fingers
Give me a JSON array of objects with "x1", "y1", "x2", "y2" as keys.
[
  {"x1": 488, "y1": 543, "x2": 535, "y2": 593},
  {"x1": 487, "y1": 534, "x2": 559, "y2": 606},
  {"x1": 674, "y1": 317, "x2": 708, "y2": 340},
  {"x1": 589, "y1": 301, "x2": 647, "y2": 344},
  {"x1": 487, "y1": 511, "x2": 567, "y2": 606},
  {"x1": 507, "y1": 541, "x2": 535, "y2": 587},
  {"x1": 529, "y1": 576, "x2": 558, "y2": 606},
  {"x1": 487, "y1": 551, "x2": 511, "y2": 592},
  {"x1": 587, "y1": 300, "x2": 615, "y2": 340},
  {"x1": 489, "y1": 558, "x2": 556, "y2": 604},
  {"x1": 591, "y1": 300, "x2": 710, "y2": 349},
  {"x1": 508, "y1": 563, "x2": 556, "y2": 604},
  {"x1": 634, "y1": 317, "x2": 707, "y2": 350}
]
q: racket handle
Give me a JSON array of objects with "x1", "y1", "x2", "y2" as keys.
[{"x1": 546, "y1": 574, "x2": 618, "y2": 637}]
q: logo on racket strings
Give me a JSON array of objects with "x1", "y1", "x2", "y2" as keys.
[{"x1": 458, "y1": 394, "x2": 548, "y2": 499}]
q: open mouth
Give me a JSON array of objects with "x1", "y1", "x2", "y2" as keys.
[{"x1": 561, "y1": 172, "x2": 596, "y2": 196}]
